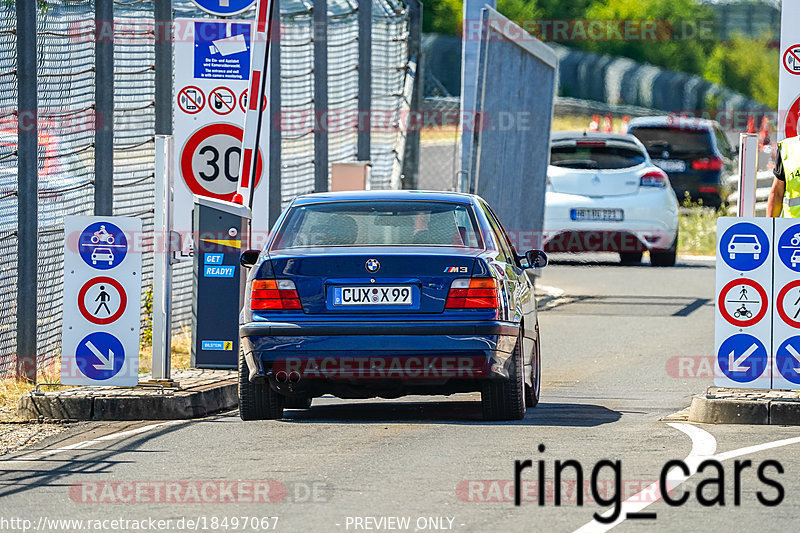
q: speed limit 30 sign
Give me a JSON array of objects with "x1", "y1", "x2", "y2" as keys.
[{"x1": 181, "y1": 123, "x2": 263, "y2": 201}]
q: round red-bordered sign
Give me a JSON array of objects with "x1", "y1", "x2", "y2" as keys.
[
  {"x1": 785, "y1": 95, "x2": 800, "y2": 139},
  {"x1": 239, "y1": 89, "x2": 267, "y2": 113},
  {"x1": 783, "y1": 45, "x2": 800, "y2": 75},
  {"x1": 717, "y1": 278, "x2": 768, "y2": 327},
  {"x1": 77, "y1": 276, "x2": 127, "y2": 325},
  {"x1": 180, "y1": 123, "x2": 263, "y2": 201},
  {"x1": 209, "y1": 87, "x2": 237, "y2": 116},
  {"x1": 777, "y1": 280, "x2": 800, "y2": 329},
  {"x1": 177, "y1": 86, "x2": 205, "y2": 115}
]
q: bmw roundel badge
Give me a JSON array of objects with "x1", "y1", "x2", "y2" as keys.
[{"x1": 365, "y1": 259, "x2": 380, "y2": 273}]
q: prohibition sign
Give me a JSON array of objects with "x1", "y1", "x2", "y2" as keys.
[
  {"x1": 717, "y1": 278, "x2": 768, "y2": 327},
  {"x1": 239, "y1": 89, "x2": 267, "y2": 113},
  {"x1": 783, "y1": 44, "x2": 800, "y2": 75},
  {"x1": 77, "y1": 276, "x2": 127, "y2": 325},
  {"x1": 178, "y1": 86, "x2": 205, "y2": 115},
  {"x1": 180, "y1": 123, "x2": 263, "y2": 201},
  {"x1": 209, "y1": 87, "x2": 237, "y2": 116},
  {"x1": 777, "y1": 279, "x2": 800, "y2": 329},
  {"x1": 786, "y1": 95, "x2": 800, "y2": 139}
]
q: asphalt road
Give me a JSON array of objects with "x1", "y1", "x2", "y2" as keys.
[{"x1": 3, "y1": 255, "x2": 800, "y2": 532}]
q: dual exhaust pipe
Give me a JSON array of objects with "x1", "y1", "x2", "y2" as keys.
[{"x1": 274, "y1": 370, "x2": 301, "y2": 384}]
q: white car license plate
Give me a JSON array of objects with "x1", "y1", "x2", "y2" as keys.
[
  {"x1": 570, "y1": 208, "x2": 624, "y2": 222},
  {"x1": 652, "y1": 159, "x2": 686, "y2": 172},
  {"x1": 333, "y1": 286, "x2": 412, "y2": 306}
]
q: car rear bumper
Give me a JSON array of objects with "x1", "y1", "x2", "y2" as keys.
[
  {"x1": 544, "y1": 190, "x2": 678, "y2": 252},
  {"x1": 239, "y1": 320, "x2": 519, "y2": 386}
]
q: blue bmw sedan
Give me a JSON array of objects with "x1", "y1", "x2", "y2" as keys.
[{"x1": 238, "y1": 190, "x2": 547, "y2": 421}]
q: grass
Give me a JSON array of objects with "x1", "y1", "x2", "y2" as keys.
[
  {"x1": 419, "y1": 113, "x2": 600, "y2": 144},
  {"x1": 678, "y1": 195, "x2": 726, "y2": 257},
  {"x1": 0, "y1": 330, "x2": 195, "y2": 421}
]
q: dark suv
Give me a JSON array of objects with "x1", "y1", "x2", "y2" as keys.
[{"x1": 627, "y1": 117, "x2": 736, "y2": 209}]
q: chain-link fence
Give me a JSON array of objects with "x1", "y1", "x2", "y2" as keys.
[{"x1": 0, "y1": 0, "x2": 414, "y2": 376}]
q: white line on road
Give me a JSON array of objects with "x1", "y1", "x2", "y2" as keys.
[
  {"x1": 1, "y1": 420, "x2": 184, "y2": 465},
  {"x1": 573, "y1": 422, "x2": 800, "y2": 533}
]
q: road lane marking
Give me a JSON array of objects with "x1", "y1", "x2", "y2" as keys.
[
  {"x1": 574, "y1": 423, "x2": 800, "y2": 533},
  {"x1": 1, "y1": 420, "x2": 184, "y2": 465}
]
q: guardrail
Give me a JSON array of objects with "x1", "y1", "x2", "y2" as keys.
[{"x1": 725, "y1": 171, "x2": 775, "y2": 217}]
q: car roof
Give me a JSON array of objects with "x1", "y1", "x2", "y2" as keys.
[
  {"x1": 551, "y1": 131, "x2": 641, "y2": 144},
  {"x1": 291, "y1": 190, "x2": 478, "y2": 206},
  {"x1": 628, "y1": 116, "x2": 718, "y2": 131}
]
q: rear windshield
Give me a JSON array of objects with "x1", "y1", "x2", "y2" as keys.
[
  {"x1": 629, "y1": 127, "x2": 713, "y2": 157},
  {"x1": 550, "y1": 145, "x2": 646, "y2": 170},
  {"x1": 271, "y1": 201, "x2": 484, "y2": 250}
]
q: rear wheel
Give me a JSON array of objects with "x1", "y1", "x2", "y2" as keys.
[
  {"x1": 481, "y1": 335, "x2": 526, "y2": 421},
  {"x1": 524, "y1": 327, "x2": 541, "y2": 408},
  {"x1": 238, "y1": 349, "x2": 284, "y2": 420},
  {"x1": 651, "y1": 231, "x2": 678, "y2": 267},
  {"x1": 284, "y1": 396, "x2": 313, "y2": 409},
  {"x1": 619, "y1": 252, "x2": 643, "y2": 265}
]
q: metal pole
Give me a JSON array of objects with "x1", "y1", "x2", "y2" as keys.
[
  {"x1": 401, "y1": 0, "x2": 422, "y2": 189},
  {"x1": 94, "y1": 0, "x2": 114, "y2": 216},
  {"x1": 155, "y1": 0, "x2": 173, "y2": 135},
  {"x1": 269, "y1": 0, "x2": 282, "y2": 225},
  {"x1": 313, "y1": 0, "x2": 328, "y2": 193},
  {"x1": 357, "y1": 0, "x2": 372, "y2": 161},
  {"x1": 16, "y1": 0, "x2": 37, "y2": 382},
  {"x1": 738, "y1": 133, "x2": 759, "y2": 217},
  {"x1": 151, "y1": 136, "x2": 174, "y2": 382}
]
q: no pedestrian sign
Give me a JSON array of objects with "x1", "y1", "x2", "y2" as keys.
[{"x1": 62, "y1": 216, "x2": 142, "y2": 386}]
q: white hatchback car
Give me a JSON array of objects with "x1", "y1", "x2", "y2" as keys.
[{"x1": 543, "y1": 132, "x2": 679, "y2": 266}]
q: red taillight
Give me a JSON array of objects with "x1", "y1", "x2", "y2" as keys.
[
  {"x1": 691, "y1": 156, "x2": 723, "y2": 171},
  {"x1": 698, "y1": 186, "x2": 719, "y2": 193},
  {"x1": 640, "y1": 169, "x2": 668, "y2": 188},
  {"x1": 576, "y1": 140, "x2": 606, "y2": 147},
  {"x1": 445, "y1": 278, "x2": 500, "y2": 309},
  {"x1": 251, "y1": 279, "x2": 302, "y2": 311}
]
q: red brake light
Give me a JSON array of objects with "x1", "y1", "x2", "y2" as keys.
[
  {"x1": 251, "y1": 279, "x2": 302, "y2": 311},
  {"x1": 691, "y1": 156, "x2": 723, "y2": 171},
  {"x1": 576, "y1": 140, "x2": 606, "y2": 147},
  {"x1": 445, "y1": 278, "x2": 500, "y2": 309},
  {"x1": 640, "y1": 169, "x2": 668, "y2": 188}
]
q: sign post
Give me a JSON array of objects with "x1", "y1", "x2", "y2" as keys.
[
  {"x1": 62, "y1": 217, "x2": 142, "y2": 386},
  {"x1": 714, "y1": 218, "x2": 773, "y2": 389},
  {"x1": 737, "y1": 133, "x2": 759, "y2": 217}
]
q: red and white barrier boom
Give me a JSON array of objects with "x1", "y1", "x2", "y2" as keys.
[{"x1": 235, "y1": 0, "x2": 275, "y2": 219}]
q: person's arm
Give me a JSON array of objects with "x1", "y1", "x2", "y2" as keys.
[{"x1": 767, "y1": 178, "x2": 786, "y2": 217}]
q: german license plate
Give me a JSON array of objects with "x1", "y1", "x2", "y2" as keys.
[
  {"x1": 652, "y1": 159, "x2": 686, "y2": 172},
  {"x1": 570, "y1": 208, "x2": 624, "y2": 222},
  {"x1": 333, "y1": 286, "x2": 412, "y2": 306}
]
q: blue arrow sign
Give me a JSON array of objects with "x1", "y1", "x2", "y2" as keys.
[
  {"x1": 191, "y1": 0, "x2": 257, "y2": 16},
  {"x1": 776, "y1": 336, "x2": 800, "y2": 385},
  {"x1": 79, "y1": 221, "x2": 128, "y2": 270},
  {"x1": 719, "y1": 222, "x2": 769, "y2": 272},
  {"x1": 776, "y1": 222, "x2": 800, "y2": 272},
  {"x1": 717, "y1": 334, "x2": 768, "y2": 383},
  {"x1": 75, "y1": 332, "x2": 125, "y2": 381}
]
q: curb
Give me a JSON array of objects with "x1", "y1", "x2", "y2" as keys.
[
  {"x1": 17, "y1": 379, "x2": 238, "y2": 421},
  {"x1": 688, "y1": 395, "x2": 800, "y2": 425}
]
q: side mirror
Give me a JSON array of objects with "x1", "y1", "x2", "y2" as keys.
[
  {"x1": 524, "y1": 249, "x2": 548, "y2": 269},
  {"x1": 240, "y1": 249, "x2": 260, "y2": 269}
]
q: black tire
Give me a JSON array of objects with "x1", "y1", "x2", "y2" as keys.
[
  {"x1": 619, "y1": 252, "x2": 643, "y2": 265},
  {"x1": 524, "y1": 327, "x2": 541, "y2": 408},
  {"x1": 651, "y1": 232, "x2": 678, "y2": 267},
  {"x1": 481, "y1": 334, "x2": 526, "y2": 421},
  {"x1": 284, "y1": 396, "x2": 313, "y2": 409},
  {"x1": 238, "y1": 348, "x2": 284, "y2": 420}
]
